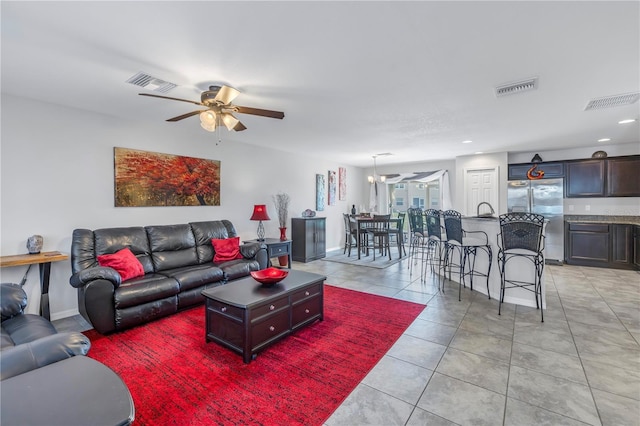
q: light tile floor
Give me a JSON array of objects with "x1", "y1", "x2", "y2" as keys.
[{"x1": 54, "y1": 249, "x2": 640, "y2": 426}]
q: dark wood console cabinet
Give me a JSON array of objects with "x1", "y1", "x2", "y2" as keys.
[{"x1": 291, "y1": 217, "x2": 326, "y2": 262}]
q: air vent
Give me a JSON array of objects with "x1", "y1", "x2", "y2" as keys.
[
  {"x1": 495, "y1": 77, "x2": 538, "y2": 97},
  {"x1": 126, "y1": 72, "x2": 177, "y2": 93},
  {"x1": 584, "y1": 92, "x2": 639, "y2": 111}
]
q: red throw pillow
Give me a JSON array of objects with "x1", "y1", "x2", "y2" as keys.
[
  {"x1": 212, "y1": 237, "x2": 243, "y2": 262},
  {"x1": 97, "y1": 247, "x2": 145, "y2": 282}
]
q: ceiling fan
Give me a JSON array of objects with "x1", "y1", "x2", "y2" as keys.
[{"x1": 139, "y1": 85, "x2": 284, "y2": 132}]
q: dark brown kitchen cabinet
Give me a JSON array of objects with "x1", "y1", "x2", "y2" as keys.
[
  {"x1": 634, "y1": 226, "x2": 640, "y2": 268},
  {"x1": 565, "y1": 222, "x2": 637, "y2": 270},
  {"x1": 507, "y1": 162, "x2": 564, "y2": 180},
  {"x1": 565, "y1": 160, "x2": 605, "y2": 197},
  {"x1": 291, "y1": 218, "x2": 326, "y2": 262},
  {"x1": 607, "y1": 157, "x2": 640, "y2": 197}
]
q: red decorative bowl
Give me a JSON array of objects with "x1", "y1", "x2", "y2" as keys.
[{"x1": 250, "y1": 267, "x2": 288, "y2": 286}]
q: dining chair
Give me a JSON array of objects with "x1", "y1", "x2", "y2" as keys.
[
  {"x1": 365, "y1": 214, "x2": 392, "y2": 260},
  {"x1": 387, "y1": 212, "x2": 406, "y2": 257},
  {"x1": 497, "y1": 212, "x2": 546, "y2": 321},
  {"x1": 442, "y1": 210, "x2": 492, "y2": 301},
  {"x1": 342, "y1": 213, "x2": 359, "y2": 257}
]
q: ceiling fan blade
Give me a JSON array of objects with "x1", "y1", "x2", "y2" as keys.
[
  {"x1": 214, "y1": 85, "x2": 240, "y2": 105},
  {"x1": 139, "y1": 93, "x2": 204, "y2": 106},
  {"x1": 235, "y1": 105, "x2": 285, "y2": 119},
  {"x1": 233, "y1": 121, "x2": 247, "y2": 132},
  {"x1": 166, "y1": 110, "x2": 204, "y2": 122}
]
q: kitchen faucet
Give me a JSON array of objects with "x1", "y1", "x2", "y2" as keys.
[{"x1": 477, "y1": 202, "x2": 495, "y2": 217}]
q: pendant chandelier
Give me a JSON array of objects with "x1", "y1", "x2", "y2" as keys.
[{"x1": 367, "y1": 155, "x2": 386, "y2": 184}]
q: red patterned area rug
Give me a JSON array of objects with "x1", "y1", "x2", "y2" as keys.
[{"x1": 84, "y1": 285, "x2": 425, "y2": 426}]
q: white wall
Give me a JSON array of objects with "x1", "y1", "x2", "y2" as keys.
[{"x1": 0, "y1": 94, "x2": 365, "y2": 319}]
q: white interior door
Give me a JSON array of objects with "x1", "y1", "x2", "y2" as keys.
[{"x1": 464, "y1": 167, "x2": 499, "y2": 216}]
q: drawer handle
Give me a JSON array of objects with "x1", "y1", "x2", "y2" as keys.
[
  {"x1": 305, "y1": 291, "x2": 310, "y2": 296},
  {"x1": 305, "y1": 309, "x2": 310, "y2": 314},
  {"x1": 269, "y1": 326, "x2": 275, "y2": 332},
  {"x1": 269, "y1": 305, "x2": 275, "y2": 311},
  {"x1": 221, "y1": 307, "x2": 227, "y2": 312}
]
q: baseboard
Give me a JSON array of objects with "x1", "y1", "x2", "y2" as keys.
[{"x1": 50, "y1": 308, "x2": 80, "y2": 321}]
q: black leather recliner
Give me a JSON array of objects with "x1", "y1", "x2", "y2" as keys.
[
  {"x1": 0, "y1": 283, "x2": 91, "y2": 380},
  {"x1": 69, "y1": 220, "x2": 268, "y2": 334}
]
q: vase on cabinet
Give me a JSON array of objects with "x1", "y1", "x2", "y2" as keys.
[{"x1": 278, "y1": 227, "x2": 288, "y2": 266}]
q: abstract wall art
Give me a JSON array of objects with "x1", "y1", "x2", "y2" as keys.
[
  {"x1": 114, "y1": 147, "x2": 221, "y2": 207},
  {"x1": 328, "y1": 170, "x2": 337, "y2": 206},
  {"x1": 338, "y1": 167, "x2": 346, "y2": 200},
  {"x1": 315, "y1": 173, "x2": 325, "y2": 211}
]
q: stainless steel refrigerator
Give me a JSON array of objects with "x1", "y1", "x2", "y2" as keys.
[{"x1": 507, "y1": 178, "x2": 564, "y2": 264}]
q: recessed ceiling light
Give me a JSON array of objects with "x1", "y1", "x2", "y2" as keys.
[
  {"x1": 618, "y1": 119, "x2": 637, "y2": 124},
  {"x1": 475, "y1": 151, "x2": 483, "y2": 155},
  {"x1": 462, "y1": 140, "x2": 473, "y2": 144},
  {"x1": 597, "y1": 138, "x2": 611, "y2": 142}
]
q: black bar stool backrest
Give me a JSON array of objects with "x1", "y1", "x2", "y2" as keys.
[
  {"x1": 499, "y1": 212, "x2": 545, "y2": 252},
  {"x1": 442, "y1": 210, "x2": 463, "y2": 244},
  {"x1": 425, "y1": 209, "x2": 442, "y2": 239},
  {"x1": 407, "y1": 208, "x2": 424, "y2": 235}
]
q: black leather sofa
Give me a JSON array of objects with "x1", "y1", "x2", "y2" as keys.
[
  {"x1": 1, "y1": 283, "x2": 91, "y2": 380},
  {"x1": 70, "y1": 220, "x2": 268, "y2": 334}
]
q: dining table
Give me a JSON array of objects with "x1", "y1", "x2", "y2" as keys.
[{"x1": 353, "y1": 216, "x2": 404, "y2": 260}]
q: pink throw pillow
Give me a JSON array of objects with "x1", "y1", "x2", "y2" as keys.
[{"x1": 97, "y1": 247, "x2": 145, "y2": 282}]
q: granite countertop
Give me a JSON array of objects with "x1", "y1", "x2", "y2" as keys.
[{"x1": 564, "y1": 215, "x2": 640, "y2": 225}]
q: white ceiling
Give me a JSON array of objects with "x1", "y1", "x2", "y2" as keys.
[{"x1": 2, "y1": 1, "x2": 639, "y2": 167}]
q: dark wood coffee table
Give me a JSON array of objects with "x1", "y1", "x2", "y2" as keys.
[{"x1": 202, "y1": 270, "x2": 326, "y2": 363}]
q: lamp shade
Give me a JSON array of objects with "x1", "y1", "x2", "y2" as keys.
[{"x1": 250, "y1": 204, "x2": 270, "y2": 221}]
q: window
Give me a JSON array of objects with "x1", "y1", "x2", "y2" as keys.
[
  {"x1": 395, "y1": 183, "x2": 406, "y2": 189},
  {"x1": 395, "y1": 197, "x2": 404, "y2": 207}
]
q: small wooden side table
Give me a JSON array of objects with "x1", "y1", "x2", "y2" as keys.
[
  {"x1": 244, "y1": 238, "x2": 292, "y2": 268},
  {"x1": 0, "y1": 251, "x2": 69, "y2": 320}
]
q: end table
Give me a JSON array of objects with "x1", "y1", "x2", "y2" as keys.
[{"x1": 244, "y1": 238, "x2": 292, "y2": 268}]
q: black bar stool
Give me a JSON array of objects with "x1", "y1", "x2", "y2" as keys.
[
  {"x1": 497, "y1": 212, "x2": 546, "y2": 322},
  {"x1": 424, "y1": 209, "x2": 446, "y2": 286},
  {"x1": 442, "y1": 210, "x2": 493, "y2": 301},
  {"x1": 407, "y1": 208, "x2": 427, "y2": 277}
]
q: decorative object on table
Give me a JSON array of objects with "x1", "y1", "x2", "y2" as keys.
[
  {"x1": 316, "y1": 174, "x2": 325, "y2": 211},
  {"x1": 26, "y1": 235, "x2": 43, "y2": 254},
  {"x1": 592, "y1": 150, "x2": 608, "y2": 158},
  {"x1": 531, "y1": 153, "x2": 543, "y2": 163},
  {"x1": 114, "y1": 147, "x2": 220, "y2": 207},
  {"x1": 250, "y1": 267, "x2": 288, "y2": 286},
  {"x1": 272, "y1": 192, "x2": 291, "y2": 241},
  {"x1": 351, "y1": 205, "x2": 356, "y2": 215},
  {"x1": 526, "y1": 163, "x2": 545, "y2": 180},
  {"x1": 328, "y1": 170, "x2": 337, "y2": 206},
  {"x1": 339, "y1": 167, "x2": 346, "y2": 200},
  {"x1": 301, "y1": 209, "x2": 316, "y2": 218},
  {"x1": 250, "y1": 204, "x2": 270, "y2": 241}
]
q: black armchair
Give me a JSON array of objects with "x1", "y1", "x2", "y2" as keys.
[{"x1": 1, "y1": 283, "x2": 91, "y2": 380}]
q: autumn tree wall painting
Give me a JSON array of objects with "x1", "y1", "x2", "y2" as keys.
[{"x1": 114, "y1": 147, "x2": 221, "y2": 207}]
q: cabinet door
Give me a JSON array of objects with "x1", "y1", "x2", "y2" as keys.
[
  {"x1": 566, "y1": 223, "x2": 609, "y2": 264},
  {"x1": 508, "y1": 162, "x2": 564, "y2": 180},
  {"x1": 611, "y1": 224, "x2": 633, "y2": 266},
  {"x1": 634, "y1": 226, "x2": 640, "y2": 268},
  {"x1": 314, "y1": 218, "x2": 326, "y2": 258},
  {"x1": 607, "y1": 156, "x2": 640, "y2": 197},
  {"x1": 566, "y1": 160, "x2": 605, "y2": 197}
]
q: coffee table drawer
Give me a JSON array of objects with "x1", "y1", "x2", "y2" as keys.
[
  {"x1": 251, "y1": 310, "x2": 289, "y2": 350},
  {"x1": 207, "y1": 299, "x2": 243, "y2": 321},
  {"x1": 250, "y1": 296, "x2": 289, "y2": 321},
  {"x1": 291, "y1": 283, "x2": 322, "y2": 303},
  {"x1": 292, "y1": 296, "x2": 322, "y2": 329}
]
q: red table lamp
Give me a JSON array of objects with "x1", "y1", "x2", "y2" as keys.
[{"x1": 250, "y1": 204, "x2": 271, "y2": 241}]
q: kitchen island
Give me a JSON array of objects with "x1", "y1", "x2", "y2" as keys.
[{"x1": 443, "y1": 216, "x2": 548, "y2": 309}]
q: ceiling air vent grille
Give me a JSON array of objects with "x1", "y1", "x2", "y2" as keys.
[
  {"x1": 584, "y1": 92, "x2": 639, "y2": 111},
  {"x1": 126, "y1": 72, "x2": 177, "y2": 93},
  {"x1": 495, "y1": 77, "x2": 538, "y2": 97}
]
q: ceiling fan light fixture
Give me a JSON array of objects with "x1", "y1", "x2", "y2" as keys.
[
  {"x1": 221, "y1": 113, "x2": 240, "y2": 131},
  {"x1": 200, "y1": 110, "x2": 217, "y2": 125},
  {"x1": 200, "y1": 121, "x2": 216, "y2": 132}
]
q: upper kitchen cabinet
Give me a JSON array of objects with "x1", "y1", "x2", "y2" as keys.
[
  {"x1": 565, "y1": 155, "x2": 640, "y2": 198},
  {"x1": 565, "y1": 159, "x2": 605, "y2": 197},
  {"x1": 607, "y1": 156, "x2": 640, "y2": 197},
  {"x1": 507, "y1": 162, "x2": 564, "y2": 180}
]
